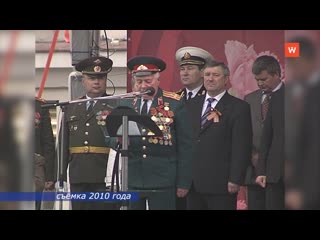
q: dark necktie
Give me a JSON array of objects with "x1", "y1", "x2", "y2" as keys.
[
  {"x1": 187, "y1": 92, "x2": 193, "y2": 100},
  {"x1": 140, "y1": 99, "x2": 149, "y2": 115},
  {"x1": 201, "y1": 98, "x2": 215, "y2": 127},
  {"x1": 261, "y1": 93, "x2": 271, "y2": 121},
  {"x1": 87, "y1": 100, "x2": 94, "y2": 113}
]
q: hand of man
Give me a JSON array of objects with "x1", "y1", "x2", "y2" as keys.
[
  {"x1": 44, "y1": 181, "x2": 55, "y2": 190},
  {"x1": 228, "y1": 182, "x2": 240, "y2": 194},
  {"x1": 255, "y1": 176, "x2": 266, "y2": 188},
  {"x1": 176, "y1": 188, "x2": 189, "y2": 198},
  {"x1": 251, "y1": 152, "x2": 259, "y2": 167},
  {"x1": 285, "y1": 189, "x2": 303, "y2": 210}
]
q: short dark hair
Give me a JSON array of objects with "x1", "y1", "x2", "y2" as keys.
[{"x1": 252, "y1": 55, "x2": 281, "y2": 78}]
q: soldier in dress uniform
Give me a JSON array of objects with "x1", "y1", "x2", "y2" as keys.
[
  {"x1": 61, "y1": 56, "x2": 118, "y2": 210},
  {"x1": 35, "y1": 97, "x2": 55, "y2": 210},
  {"x1": 175, "y1": 46, "x2": 214, "y2": 102},
  {"x1": 125, "y1": 55, "x2": 193, "y2": 210}
]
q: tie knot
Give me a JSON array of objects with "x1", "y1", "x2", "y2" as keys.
[
  {"x1": 187, "y1": 92, "x2": 193, "y2": 100},
  {"x1": 207, "y1": 98, "x2": 215, "y2": 104},
  {"x1": 87, "y1": 100, "x2": 94, "y2": 112},
  {"x1": 264, "y1": 92, "x2": 272, "y2": 98}
]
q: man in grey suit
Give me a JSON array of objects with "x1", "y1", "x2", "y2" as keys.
[
  {"x1": 253, "y1": 56, "x2": 284, "y2": 210},
  {"x1": 244, "y1": 55, "x2": 283, "y2": 210}
]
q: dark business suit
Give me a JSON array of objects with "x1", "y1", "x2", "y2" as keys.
[
  {"x1": 243, "y1": 90, "x2": 266, "y2": 210},
  {"x1": 62, "y1": 94, "x2": 119, "y2": 210},
  {"x1": 256, "y1": 84, "x2": 285, "y2": 210},
  {"x1": 187, "y1": 91, "x2": 252, "y2": 210}
]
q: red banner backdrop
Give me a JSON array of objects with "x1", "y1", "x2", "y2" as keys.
[{"x1": 128, "y1": 30, "x2": 284, "y2": 99}]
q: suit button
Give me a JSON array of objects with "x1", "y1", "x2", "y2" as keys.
[
  {"x1": 142, "y1": 146, "x2": 146, "y2": 150},
  {"x1": 86, "y1": 123, "x2": 90, "y2": 127},
  {"x1": 142, "y1": 128, "x2": 146, "y2": 133},
  {"x1": 84, "y1": 141, "x2": 88, "y2": 145},
  {"x1": 142, "y1": 137, "x2": 146, "y2": 141},
  {"x1": 143, "y1": 154, "x2": 147, "y2": 158},
  {"x1": 85, "y1": 132, "x2": 88, "y2": 135}
]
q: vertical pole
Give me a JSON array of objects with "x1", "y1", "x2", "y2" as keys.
[
  {"x1": 91, "y1": 30, "x2": 100, "y2": 57},
  {"x1": 121, "y1": 115, "x2": 129, "y2": 210}
]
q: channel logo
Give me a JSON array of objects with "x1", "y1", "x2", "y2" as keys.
[{"x1": 285, "y1": 42, "x2": 300, "y2": 57}]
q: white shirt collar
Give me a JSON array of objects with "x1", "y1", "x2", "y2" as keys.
[
  {"x1": 186, "y1": 85, "x2": 203, "y2": 99},
  {"x1": 272, "y1": 81, "x2": 283, "y2": 93},
  {"x1": 205, "y1": 90, "x2": 226, "y2": 103}
]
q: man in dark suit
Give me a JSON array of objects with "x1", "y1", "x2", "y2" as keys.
[
  {"x1": 35, "y1": 97, "x2": 55, "y2": 210},
  {"x1": 244, "y1": 55, "x2": 283, "y2": 210},
  {"x1": 175, "y1": 46, "x2": 214, "y2": 102},
  {"x1": 186, "y1": 61, "x2": 252, "y2": 210},
  {"x1": 174, "y1": 46, "x2": 214, "y2": 210},
  {"x1": 61, "y1": 56, "x2": 118, "y2": 210},
  {"x1": 256, "y1": 78, "x2": 285, "y2": 210},
  {"x1": 125, "y1": 56, "x2": 193, "y2": 210}
]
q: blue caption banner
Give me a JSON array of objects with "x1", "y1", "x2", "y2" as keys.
[{"x1": 0, "y1": 192, "x2": 139, "y2": 202}]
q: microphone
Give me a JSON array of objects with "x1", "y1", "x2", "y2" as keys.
[{"x1": 142, "y1": 87, "x2": 155, "y2": 96}]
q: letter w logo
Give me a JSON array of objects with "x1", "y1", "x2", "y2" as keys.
[{"x1": 285, "y1": 43, "x2": 300, "y2": 57}]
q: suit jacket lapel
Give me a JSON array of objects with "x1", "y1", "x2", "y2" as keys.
[
  {"x1": 193, "y1": 95, "x2": 205, "y2": 135},
  {"x1": 149, "y1": 88, "x2": 163, "y2": 115},
  {"x1": 253, "y1": 91, "x2": 263, "y2": 123}
]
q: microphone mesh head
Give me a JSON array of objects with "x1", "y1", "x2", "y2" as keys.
[{"x1": 146, "y1": 87, "x2": 155, "y2": 96}]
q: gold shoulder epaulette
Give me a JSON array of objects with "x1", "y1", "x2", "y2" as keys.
[
  {"x1": 35, "y1": 96, "x2": 45, "y2": 103},
  {"x1": 175, "y1": 88, "x2": 183, "y2": 94},
  {"x1": 163, "y1": 90, "x2": 181, "y2": 101}
]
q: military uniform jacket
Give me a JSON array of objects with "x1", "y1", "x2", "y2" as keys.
[
  {"x1": 35, "y1": 98, "x2": 55, "y2": 181},
  {"x1": 176, "y1": 85, "x2": 206, "y2": 102},
  {"x1": 124, "y1": 88, "x2": 193, "y2": 190},
  {"x1": 62, "y1": 95, "x2": 118, "y2": 184}
]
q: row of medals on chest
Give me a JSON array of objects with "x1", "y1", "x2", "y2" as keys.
[{"x1": 148, "y1": 105, "x2": 173, "y2": 146}]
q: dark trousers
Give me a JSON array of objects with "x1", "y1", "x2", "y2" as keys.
[
  {"x1": 176, "y1": 196, "x2": 187, "y2": 210},
  {"x1": 265, "y1": 181, "x2": 285, "y2": 210},
  {"x1": 129, "y1": 188, "x2": 176, "y2": 210},
  {"x1": 187, "y1": 185, "x2": 237, "y2": 210},
  {"x1": 70, "y1": 183, "x2": 119, "y2": 210},
  {"x1": 247, "y1": 185, "x2": 266, "y2": 210}
]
